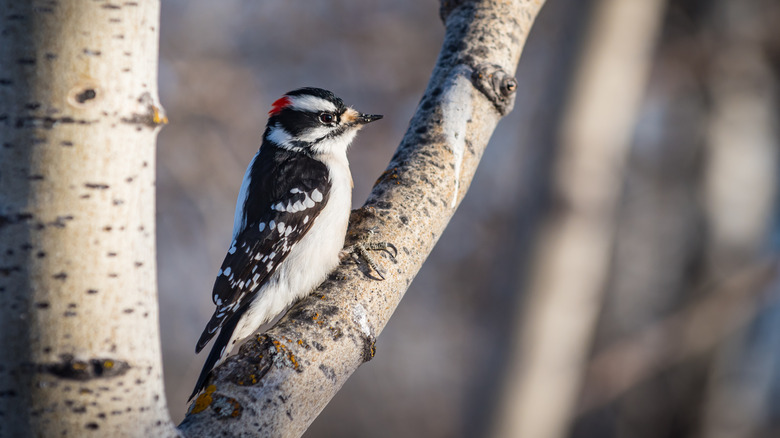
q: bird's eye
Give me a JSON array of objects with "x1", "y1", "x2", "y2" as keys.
[{"x1": 319, "y1": 113, "x2": 335, "y2": 124}]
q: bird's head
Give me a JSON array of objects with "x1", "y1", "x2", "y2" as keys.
[{"x1": 263, "y1": 87, "x2": 382, "y2": 156}]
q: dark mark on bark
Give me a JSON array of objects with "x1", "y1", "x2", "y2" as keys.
[
  {"x1": 361, "y1": 334, "x2": 377, "y2": 362},
  {"x1": 84, "y1": 183, "x2": 109, "y2": 190},
  {"x1": 0, "y1": 212, "x2": 33, "y2": 228},
  {"x1": 318, "y1": 364, "x2": 336, "y2": 383},
  {"x1": 75, "y1": 89, "x2": 96, "y2": 103},
  {"x1": 41, "y1": 356, "x2": 130, "y2": 380},
  {"x1": 49, "y1": 215, "x2": 74, "y2": 228},
  {"x1": 15, "y1": 116, "x2": 95, "y2": 129},
  {"x1": 225, "y1": 335, "x2": 275, "y2": 388}
]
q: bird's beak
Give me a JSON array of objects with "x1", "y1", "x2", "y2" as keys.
[{"x1": 358, "y1": 113, "x2": 383, "y2": 124}]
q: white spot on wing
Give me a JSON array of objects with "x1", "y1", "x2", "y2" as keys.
[
  {"x1": 277, "y1": 222, "x2": 285, "y2": 233},
  {"x1": 311, "y1": 189, "x2": 323, "y2": 202},
  {"x1": 304, "y1": 197, "x2": 315, "y2": 208},
  {"x1": 258, "y1": 222, "x2": 266, "y2": 232},
  {"x1": 223, "y1": 267, "x2": 232, "y2": 276}
]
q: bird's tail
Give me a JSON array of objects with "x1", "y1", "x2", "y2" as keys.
[{"x1": 188, "y1": 308, "x2": 245, "y2": 402}]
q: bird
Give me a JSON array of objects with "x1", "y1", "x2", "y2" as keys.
[{"x1": 190, "y1": 87, "x2": 383, "y2": 401}]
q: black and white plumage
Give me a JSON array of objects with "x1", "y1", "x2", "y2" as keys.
[{"x1": 190, "y1": 87, "x2": 382, "y2": 400}]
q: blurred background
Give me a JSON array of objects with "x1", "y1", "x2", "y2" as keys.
[{"x1": 156, "y1": 0, "x2": 780, "y2": 437}]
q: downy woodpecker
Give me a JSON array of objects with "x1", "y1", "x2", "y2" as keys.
[{"x1": 191, "y1": 87, "x2": 382, "y2": 400}]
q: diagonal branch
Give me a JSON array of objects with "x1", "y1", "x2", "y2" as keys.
[{"x1": 178, "y1": 1, "x2": 546, "y2": 436}]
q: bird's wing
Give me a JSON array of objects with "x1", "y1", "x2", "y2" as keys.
[{"x1": 196, "y1": 150, "x2": 331, "y2": 353}]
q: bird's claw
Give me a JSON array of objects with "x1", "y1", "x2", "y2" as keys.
[{"x1": 341, "y1": 241, "x2": 396, "y2": 280}]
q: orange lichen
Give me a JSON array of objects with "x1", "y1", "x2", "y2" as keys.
[
  {"x1": 229, "y1": 398, "x2": 241, "y2": 418},
  {"x1": 152, "y1": 106, "x2": 168, "y2": 125},
  {"x1": 374, "y1": 167, "x2": 400, "y2": 186},
  {"x1": 271, "y1": 338, "x2": 301, "y2": 371},
  {"x1": 190, "y1": 385, "x2": 216, "y2": 414}
]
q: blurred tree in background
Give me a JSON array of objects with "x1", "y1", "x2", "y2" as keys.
[{"x1": 156, "y1": 0, "x2": 780, "y2": 437}]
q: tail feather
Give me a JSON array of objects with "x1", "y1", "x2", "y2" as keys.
[
  {"x1": 189, "y1": 308, "x2": 245, "y2": 402},
  {"x1": 195, "y1": 313, "x2": 225, "y2": 354}
]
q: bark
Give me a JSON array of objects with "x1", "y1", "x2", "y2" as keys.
[
  {"x1": 0, "y1": 2, "x2": 176, "y2": 437},
  {"x1": 489, "y1": 1, "x2": 666, "y2": 437},
  {"x1": 177, "y1": 1, "x2": 546, "y2": 436},
  {"x1": 699, "y1": 1, "x2": 779, "y2": 435}
]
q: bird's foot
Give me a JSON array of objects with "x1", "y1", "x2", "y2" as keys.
[{"x1": 340, "y1": 240, "x2": 397, "y2": 280}]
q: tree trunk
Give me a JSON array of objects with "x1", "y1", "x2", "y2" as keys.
[
  {"x1": 0, "y1": 2, "x2": 176, "y2": 437},
  {"x1": 489, "y1": 0, "x2": 666, "y2": 437},
  {"x1": 177, "y1": 0, "x2": 546, "y2": 436}
]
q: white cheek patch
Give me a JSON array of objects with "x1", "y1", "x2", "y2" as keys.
[{"x1": 288, "y1": 95, "x2": 337, "y2": 113}]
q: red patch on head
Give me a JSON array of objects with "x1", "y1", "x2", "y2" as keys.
[{"x1": 269, "y1": 96, "x2": 292, "y2": 116}]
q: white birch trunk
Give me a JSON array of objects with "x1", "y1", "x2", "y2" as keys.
[{"x1": 0, "y1": 2, "x2": 178, "y2": 436}]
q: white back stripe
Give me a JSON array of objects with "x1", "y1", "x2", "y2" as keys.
[{"x1": 232, "y1": 150, "x2": 260, "y2": 239}]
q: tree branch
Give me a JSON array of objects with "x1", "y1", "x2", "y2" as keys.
[{"x1": 178, "y1": 1, "x2": 546, "y2": 436}]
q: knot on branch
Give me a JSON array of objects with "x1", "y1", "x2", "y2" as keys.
[{"x1": 471, "y1": 63, "x2": 517, "y2": 115}]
